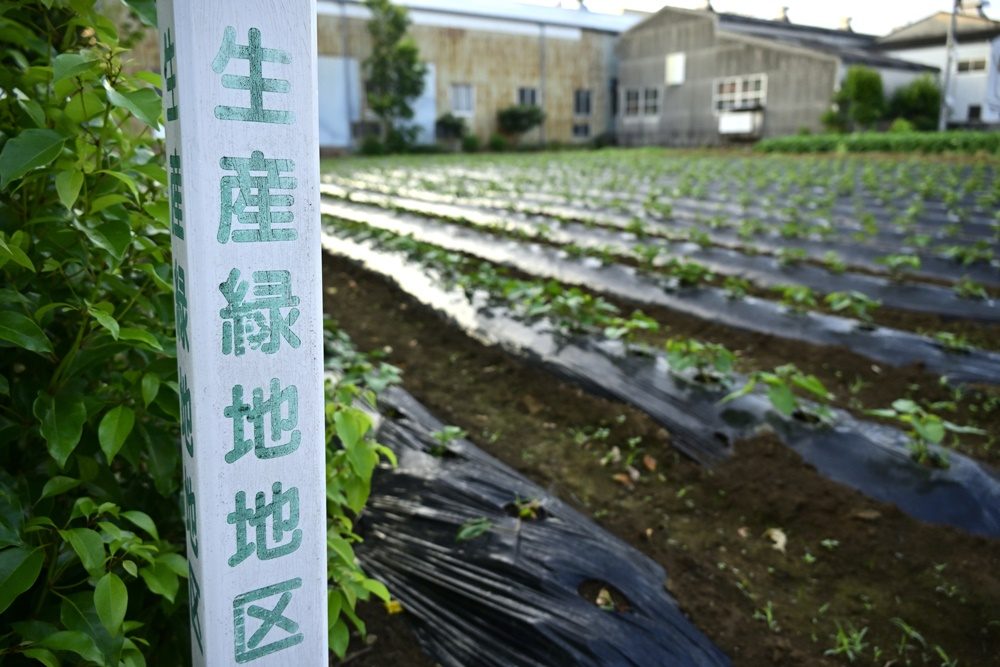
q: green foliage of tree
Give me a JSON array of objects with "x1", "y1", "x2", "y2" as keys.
[
  {"x1": 888, "y1": 75, "x2": 941, "y2": 131},
  {"x1": 496, "y1": 105, "x2": 545, "y2": 141},
  {"x1": 363, "y1": 0, "x2": 427, "y2": 139},
  {"x1": 824, "y1": 66, "x2": 885, "y2": 132}
]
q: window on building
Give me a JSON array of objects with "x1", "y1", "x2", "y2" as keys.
[
  {"x1": 957, "y1": 59, "x2": 987, "y2": 73},
  {"x1": 572, "y1": 123, "x2": 590, "y2": 138},
  {"x1": 969, "y1": 104, "x2": 982, "y2": 121},
  {"x1": 624, "y1": 89, "x2": 640, "y2": 116},
  {"x1": 518, "y1": 87, "x2": 538, "y2": 107},
  {"x1": 574, "y1": 89, "x2": 592, "y2": 116},
  {"x1": 711, "y1": 73, "x2": 767, "y2": 112},
  {"x1": 665, "y1": 52, "x2": 686, "y2": 86},
  {"x1": 644, "y1": 87, "x2": 660, "y2": 115},
  {"x1": 451, "y1": 84, "x2": 474, "y2": 116}
]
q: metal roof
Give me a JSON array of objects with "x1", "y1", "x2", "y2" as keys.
[
  {"x1": 878, "y1": 11, "x2": 1000, "y2": 46},
  {"x1": 318, "y1": 0, "x2": 646, "y2": 33}
]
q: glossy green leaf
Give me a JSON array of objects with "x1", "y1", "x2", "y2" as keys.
[
  {"x1": 94, "y1": 572, "x2": 127, "y2": 633},
  {"x1": 121, "y1": 510, "x2": 158, "y2": 541},
  {"x1": 767, "y1": 384, "x2": 797, "y2": 417},
  {"x1": 0, "y1": 128, "x2": 65, "y2": 188},
  {"x1": 139, "y1": 561, "x2": 178, "y2": 602},
  {"x1": 334, "y1": 408, "x2": 370, "y2": 449},
  {"x1": 330, "y1": 618, "x2": 350, "y2": 659},
  {"x1": 17, "y1": 98, "x2": 46, "y2": 127},
  {"x1": 87, "y1": 305, "x2": 119, "y2": 340},
  {"x1": 104, "y1": 84, "x2": 161, "y2": 128},
  {"x1": 38, "y1": 630, "x2": 103, "y2": 664},
  {"x1": 21, "y1": 647, "x2": 59, "y2": 667},
  {"x1": 0, "y1": 547, "x2": 44, "y2": 613},
  {"x1": 53, "y1": 53, "x2": 100, "y2": 82},
  {"x1": 40, "y1": 476, "x2": 81, "y2": 501},
  {"x1": 33, "y1": 393, "x2": 87, "y2": 467},
  {"x1": 59, "y1": 528, "x2": 105, "y2": 577},
  {"x1": 0, "y1": 236, "x2": 35, "y2": 271},
  {"x1": 90, "y1": 220, "x2": 132, "y2": 259},
  {"x1": 98, "y1": 405, "x2": 134, "y2": 463},
  {"x1": 118, "y1": 327, "x2": 163, "y2": 351},
  {"x1": 0, "y1": 311, "x2": 53, "y2": 355},
  {"x1": 55, "y1": 170, "x2": 84, "y2": 209},
  {"x1": 140, "y1": 373, "x2": 160, "y2": 406},
  {"x1": 122, "y1": 0, "x2": 156, "y2": 27}
]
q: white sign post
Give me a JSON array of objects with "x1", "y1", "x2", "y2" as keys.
[{"x1": 157, "y1": 1, "x2": 328, "y2": 664}]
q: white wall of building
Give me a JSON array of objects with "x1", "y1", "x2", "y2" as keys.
[{"x1": 887, "y1": 40, "x2": 998, "y2": 123}]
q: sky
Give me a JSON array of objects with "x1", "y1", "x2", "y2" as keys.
[{"x1": 519, "y1": 1, "x2": 1000, "y2": 36}]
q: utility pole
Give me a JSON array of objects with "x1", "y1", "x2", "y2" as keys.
[{"x1": 938, "y1": 0, "x2": 959, "y2": 131}]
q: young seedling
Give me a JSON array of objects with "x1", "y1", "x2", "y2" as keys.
[
  {"x1": 868, "y1": 399, "x2": 986, "y2": 468},
  {"x1": 825, "y1": 623, "x2": 868, "y2": 662},
  {"x1": 456, "y1": 517, "x2": 492, "y2": 542},
  {"x1": 932, "y1": 331, "x2": 972, "y2": 354},
  {"x1": 722, "y1": 276, "x2": 750, "y2": 299},
  {"x1": 824, "y1": 291, "x2": 881, "y2": 327},
  {"x1": 774, "y1": 284, "x2": 818, "y2": 314},
  {"x1": 722, "y1": 363, "x2": 835, "y2": 424},
  {"x1": 429, "y1": 425, "x2": 467, "y2": 457},
  {"x1": 821, "y1": 251, "x2": 846, "y2": 274},
  {"x1": 664, "y1": 337, "x2": 736, "y2": 386},
  {"x1": 954, "y1": 276, "x2": 988, "y2": 300},
  {"x1": 877, "y1": 253, "x2": 921, "y2": 280}
]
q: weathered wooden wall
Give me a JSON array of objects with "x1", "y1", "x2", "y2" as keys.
[
  {"x1": 615, "y1": 7, "x2": 838, "y2": 145},
  {"x1": 317, "y1": 14, "x2": 618, "y2": 143}
]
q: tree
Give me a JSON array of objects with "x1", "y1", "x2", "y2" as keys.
[
  {"x1": 363, "y1": 0, "x2": 427, "y2": 140},
  {"x1": 825, "y1": 66, "x2": 885, "y2": 131},
  {"x1": 888, "y1": 75, "x2": 941, "y2": 131}
]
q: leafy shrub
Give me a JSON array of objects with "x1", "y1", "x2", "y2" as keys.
[
  {"x1": 0, "y1": 1, "x2": 190, "y2": 663},
  {"x1": 0, "y1": 4, "x2": 394, "y2": 664},
  {"x1": 488, "y1": 133, "x2": 509, "y2": 152},
  {"x1": 496, "y1": 105, "x2": 544, "y2": 139},
  {"x1": 888, "y1": 118, "x2": 915, "y2": 133},
  {"x1": 360, "y1": 136, "x2": 386, "y2": 155},
  {"x1": 435, "y1": 112, "x2": 467, "y2": 140},
  {"x1": 887, "y1": 75, "x2": 940, "y2": 131},
  {"x1": 461, "y1": 134, "x2": 481, "y2": 152}
]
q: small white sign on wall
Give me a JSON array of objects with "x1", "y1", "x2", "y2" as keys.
[{"x1": 157, "y1": 1, "x2": 328, "y2": 664}]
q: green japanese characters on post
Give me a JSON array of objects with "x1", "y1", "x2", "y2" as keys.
[
  {"x1": 233, "y1": 578, "x2": 303, "y2": 663},
  {"x1": 169, "y1": 149, "x2": 183, "y2": 238},
  {"x1": 212, "y1": 26, "x2": 294, "y2": 125},
  {"x1": 184, "y1": 473, "x2": 199, "y2": 558},
  {"x1": 227, "y1": 481, "x2": 302, "y2": 566},
  {"x1": 219, "y1": 151, "x2": 297, "y2": 243},
  {"x1": 188, "y1": 564, "x2": 204, "y2": 655},
  {"x1": 179, "y1": 372, "x2": 194, "y2": 456},
  {"x1": 224, "y1": 378, "x2": 301, "y2": 463},
  {"x1": 219, "y1": 268, "x2": 301, "y2": 356},
  {"x1": 174, "y1": 263, "x2": 189, "y2": 351},
  {"x1": 162, "y1": 28, "x2": 178, "y2": 121}
]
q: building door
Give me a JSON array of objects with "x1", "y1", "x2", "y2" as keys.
[{"x1": 317, "y1": 55, "x2": 361, "y2": 148}]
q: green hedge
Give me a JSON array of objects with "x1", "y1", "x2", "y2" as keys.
[{"x1": 756, "y1": 131, "x2": 1000, "y2": 154}]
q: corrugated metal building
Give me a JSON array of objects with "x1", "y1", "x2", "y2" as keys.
[
  {"x1": 316, "y1": 0, "x2": 643, "y2": 147},
  {"x1": 614, "y1": 5, "x2": 938, "y2": 146}
]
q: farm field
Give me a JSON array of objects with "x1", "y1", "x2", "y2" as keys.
[{"x1": 320, "y1": 149, "x2": 1000, "y2": 666}]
